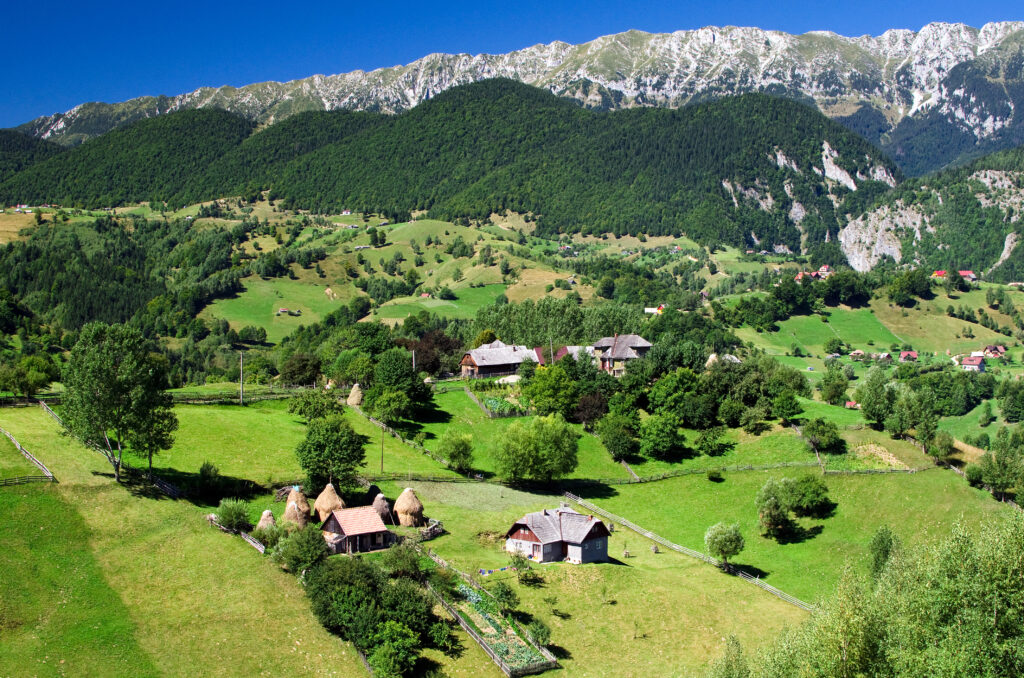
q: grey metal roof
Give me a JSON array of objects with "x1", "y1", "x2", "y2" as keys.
[
  {"x1": 593, "y1": 334, "x2": 652, "y2": 360},
  {"x1": 466, "y1": 343, "x2": 533, "y2": 367},
  {"x1": 513, "y1": 507, "x2": 604, "y2": 545}
]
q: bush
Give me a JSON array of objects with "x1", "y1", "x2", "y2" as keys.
[
  {"x1": 251, "y1": 523, "x2": 285, "y2": 550},
  {"x1": 527, "y1": 619, "x2": 551, "y2": 646},
  {"x1": 276, "y1": 524, "x2": 328, "y2": 573},
  {"x1": 965, "y1": 463, "x2": 984, "y2": 487},
  {"x1": 706, "y1": 469, "x2": 723, "y2": 482},
  {"x1": 197, "y1": 460, "x2": 223, "y2": 501},
  {"x1": 788, "y1": 475, "x2": 832, "y2": 518},
  {"x1": 215, "y1": 498, "x2": 250, "y2": 531}
]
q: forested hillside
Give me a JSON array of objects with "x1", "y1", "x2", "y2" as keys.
[
  {"x1": 840, "y1": 145, "x2": 1024, "y2": 280},
  {"x1": 0, "y1": 110, "x2": 254, "y2": 207},
  {"x1": 0, "y1": 131, "x2": 63, "y2": 183},
  {"x1": 1, "y1": 80, "x2": 898, "y2": 252}
]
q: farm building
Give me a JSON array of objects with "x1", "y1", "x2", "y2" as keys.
[
  {"x1": 961, "y1": 356, "x2": 986, "y2": 372},
  {"x1": 985, "y1": 345, "x2": 1007, "y2": 359},
  {"x1": 460, "y1": 340, "x2": 534, "y2": 377},
  {"x1": 321, "y1": 506, "x2": 392, "y2": 554},
  {"x1": 899, "y1": 351, "x2": 918, "y2": 363},
  {"x1": 505, "y1": 506, "x2": 609, "y2": 564},
  {"x1": 592, "y1": 334, "x2": 652, "y2": 377}
]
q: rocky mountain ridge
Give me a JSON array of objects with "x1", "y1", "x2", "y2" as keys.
[{"x1": 15, "y1": 21, "x2": 1024, "y2": 174}]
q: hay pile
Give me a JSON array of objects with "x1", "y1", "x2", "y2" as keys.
[
  {"x1": 256, "y1": 509, "x2": 276, "y2": 532},
  {"x1": 283, "y1": 501, "x2": 308, "y2": 528},
  {"x1": 365, "y1": 484, "x2": 383, "y2": 504},
  {"x1": 395, "y1": 487, "x2": 424, "y2": 527},
  {"x1": 314, "y1": 483, "x2": 346, "y2": 521},
  {"x1": 372, "y1": 493, "x2": 393, "y2": 524},
  {"x1": 287, "y1": 488, "x2": 311, "y2": 517},
  {"x1": 347, "y1": 383, "x2": 363, "y2": 407}
]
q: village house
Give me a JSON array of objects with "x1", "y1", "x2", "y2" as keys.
[
  {"x1": 899, "y1": 351, "x2": 918, "y2": 363},
  {"x1": 959, "y1": 270, "x2": 978, "y2": 282},
  {"x1": 505, "y1": 506, "x2": 609, "y2": 564},
  {"x1": 321, "y1": 506, "x2": 392, "y2": 554},
  {"x1": 460, "y1": 340, "x2": 533, "y2": 378},
  {"x1": 874, "y1": 352, "x2": 893, "y2": 365},
  {"x1": 849, "y1": 349, "x2": 866, "y2": 361},
  {"x1": 961, "y1": 355, "x2": 986, "y2": 372},
  {"x1": 984, "y1": 345, "x2": 1007, "y2": 359},
  {"x1": 592, "y1": 334, "x2": 652, "y2": 377}
]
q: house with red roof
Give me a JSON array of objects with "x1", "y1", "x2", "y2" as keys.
[
  {"x1": 321, "y1": 506, "x2": 392, "y2": 554},
  {"x1": 899, "y1": 351, "x2": 918, "y2": 363},
  {"x1": 961, "y1": 355, "x2": 986, "y2": 372}
]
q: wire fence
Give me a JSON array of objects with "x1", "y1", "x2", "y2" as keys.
[{"x1": 563, "y1": 492, "x2": 814, "y2": 612}]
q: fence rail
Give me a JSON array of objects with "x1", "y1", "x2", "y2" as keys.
[
  {"x1": 563, "y1": 492, "x2": 814, "y2": 612},
  {"x1": 37, "y1": 400, "x2": 182, "y2": 498},
  {"x1": 0, "y1": 425, "x2": 55, "y2": 481},
  {"x1": 0, "y1": 475, "x2": 55, "y2": 486}
]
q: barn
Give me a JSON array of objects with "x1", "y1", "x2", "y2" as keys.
[{"x1": 505, "y1": 506, "x2": 609, "y2": 564}]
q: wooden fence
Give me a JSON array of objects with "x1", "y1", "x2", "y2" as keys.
[
  {"x1": 563, "y1": 492, "x2": 814, "y2": 612},
  {"x1": 0, "y1": 425, "x2": 55, "y2": 485},
  {"x1": 207, "y1": 515, "x2": 267, "y2": 554},
  {"x1": 463, "y1": 387, "x2": 529, "y2": 419},
  {"x1": 37, "y1": 400, "x2": 182, "y2": 498}
]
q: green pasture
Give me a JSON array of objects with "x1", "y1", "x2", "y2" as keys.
[
  {"x1": 373, "y1": 284, "x2": 507, "y2": 321},
  {"x1": 387, "y1": 480, "x2": 807, "y2": 677},
  {"x1": 0, "y1": 434, "x2": 38, "y2": 479},
  {"x1": 198, "y1": 276, "x2": 350, "y2": 343},
  {"x1": 0, "y1": 407, "x2": 368, "y2": 677},
  {"x1": 577, "y1": 467, "x2": 1007, "y2": 603}
]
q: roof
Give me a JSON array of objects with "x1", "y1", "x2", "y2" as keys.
[
  {"x1": 933, "y1": 270, "x2": 947, "y2": 276},
  {"x1": 985, "y1": 345, "x2": 1006, "y2": 353},
  {"x1": 593, "y1": 334, "x2": 651, "y2": 360},
  {"x1": 465, "y1": 342, "x2": 533, "y2": 367},
  {"x1": 962, "y1": 356, "x2": 985, "y2": 366},
  {"x1": 959, "y1": 270, "x2": 976, "y2": 276},
  {"x1": 324, "y1": 506, "x2": 388, "y2": 536},
  {"x1": 555, "y1": 346, "x2": 594, "y2": 362},
  {"x1": 900, "y1": 351, "x2": 918, "y2": 359},
  {"x1": 508, "y1": 507, "x2": 606, "y2": 545}
]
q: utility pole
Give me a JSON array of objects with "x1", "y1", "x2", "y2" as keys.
[
  {"x1": 412, "y1": 349, "x2": 416, "y2": 372},
  {"x1": 239, "y1": 351, "x2": 244, "y2": 406}
]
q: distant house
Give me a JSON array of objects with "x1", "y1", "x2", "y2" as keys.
[
  {"x1": 505, "y1": 506, "x2": 609, "y2": 564},
  {"x1": 321, "y1": 506, "x2": 392, "y2": 555},
  {"x1": 875, "y1": 353, "x2": 893, "y2": 364},
  {"x1": 932, "y1": 270, "x2": 947, "y2": 278},
  {"x1": 849, "y1": 350, "x2": 866, "y2": 361},
  {"x1": 961, "y1": 355, "x2": 986, "y2": 372},
  {"x1": 460, "y1": 340, "x2": 533, "y2": 378},
  {"x1": 959, "y1": 270, "x2": 978, "y2": 282},
  {"x1": 554, "y1": 346, "x2": 595, "y2": 363},
  {"x1": 592, "y1": 334, "x2": 652, "y2": 377},
  {"x1": 644, "y1": 304, "x2": 665, "y2": 315},
  {"x1": 845, "y1": 401, "x2": 860, "y2": 409},
  {"x1": 985, "y1": 345, "x2": 1007, "y2": 359},
  {"x1": 899, "y1": 351, "x2": 918, "y2": 363}
]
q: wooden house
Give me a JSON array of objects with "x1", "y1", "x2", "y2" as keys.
[
  {"x1": 899, "y1": 351, "x2": 918, "y2": 363},
  {"x1": 592, "y1": 334, "x2": 652, "y2": 377},
  {"x1": 460, "y1": 340, "x2": 534, "y2": 378},
  {"x1": 321, "y1": 506, "x2": 392, "y2": 554},
  {"x1": 505, "y1": 506, "x2": 609, "y2": 564}
]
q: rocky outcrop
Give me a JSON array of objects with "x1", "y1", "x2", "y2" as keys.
[{"x1": 839, "y1": 203, "x2": 928, "y2": 271}]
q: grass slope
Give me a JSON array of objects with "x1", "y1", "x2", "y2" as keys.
[{"x1": 0, "y1": 407, "x2": 368, "y2": 677}]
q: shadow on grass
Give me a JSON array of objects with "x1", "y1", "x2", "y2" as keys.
[
  {"x1": 728, "y1": 563, "x2": 770, "y2": 579},
  {"x1": 146, "y1": 467, "x2": 267, "y2": 507},
  {"x1": 775, "y1": 524, "x2": 824, "y2": 545},
  {"x1": 93, "y1": 470, "x2": 172, "y2": 501},
  {"x1": 547, "y1": 644, "x2": 572, "y2": 660}
]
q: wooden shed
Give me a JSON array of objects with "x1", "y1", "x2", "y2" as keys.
[{"x1": 321, "y1": 506, "x2": 392, "y2": 555}]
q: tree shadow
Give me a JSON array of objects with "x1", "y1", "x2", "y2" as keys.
[
  {"x1": 547, "y1": 645, "x2": 572, "y2": 660},
  {"x1": 148, "y1": 467, "x2": 266, "y2": 507},
  {"x1": 92, "y1": 470, "x2": 174, "y2": 501},
  {"x1": 796, "y1": 499, "x2": 838, "y2": 520},
  {"x1": 775, "y1": 524, "x2": 824, "y2": 545},
  {"x1": 411, "y1": 656, "x2": 444, "y2": 677},
  {"x1": 728, "y1": 563, "x2": 770, "y2": 579}
]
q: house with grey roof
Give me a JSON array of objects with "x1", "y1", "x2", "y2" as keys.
[
  {"x1": 505, "y1": 506, "x2": 609, "y2": 564},
  {"x1": 460, "y1": 340, "x2": 535, "y2": 378},
  {"x1": 592, "y1": 334, "x2": 652, "y2": 377}
]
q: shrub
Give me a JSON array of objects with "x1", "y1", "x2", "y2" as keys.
[
  {"x1": 788, "y1": 475, "x2": 832, "y2": 517},
  {"x1": 275, "y1": 524, "x2": 328, "y2": 573},
  {"x1": 706, "y1": 469, "x2": 723, "y2": 482},
  {"x1": 215, "y1": 498, "x2": 250, "y2": 532},
  {"x1": 251, "y1": 523, "x2": 285, "y2": 550},
  {"x1": 197, "y1": 460, "x2": 223, "y2": 501},
  {"x1": 527, "y1": 619, "x2": 551, "y2": 646},
  {"x1": 965, "y1": 463, "x2": 984, "y2": 487}
]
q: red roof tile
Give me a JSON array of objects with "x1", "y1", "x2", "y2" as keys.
[{"x1": 326, "y1": 506, "x2": 388, "y2": 536}]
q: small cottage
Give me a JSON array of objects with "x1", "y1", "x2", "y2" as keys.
[
  {"x1": 592, "y1": 334, "x2": 652, "y2": 377},
  {"x1": 899, "y1": 351, "x2": 918, "y2": 363},
  {"x1": 505, "y1": 506, "x2": 609, "y2": 564},
  {"x1": 460, "y1": 340, "x2": 534, "y2": 378},
  {"x1": 961, "y1": 355, "x2": 986, "y2": 372},
  {"x1": 321, "y1": 506, "x2": 392, "y2": 554}
]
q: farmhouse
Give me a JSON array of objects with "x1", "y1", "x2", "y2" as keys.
[
  {"x1": 959, "y1": 270, "x2": 978, "y2": 282},
  {"x1": 961, "y1": 355, "x2": 986, "y2": 372},
  {"x1": 592, "y1": 334, "x2": 652, "y2": 377},
  {"x1": 321, "y1": 506, "x2": 392, "y2": 554},
  {"x1": 984, "y1": 345, "x2": 1007, "y2": 359},
  {"x1": 899, "y1": 351, "x2": 918, "y2": 363},
  {"x1": 849, "y1": 350, "x2": 866, "y2": 360},
  {"x1": 505, "y1": 506, "x2": 609, "y2": 564},
  {"x1": 460, "y1": 340, "x2": 534, "y2": 377}
]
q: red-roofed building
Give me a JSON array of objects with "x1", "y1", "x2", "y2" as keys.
[
  {"x1": 959, "y1": 270, "x2": 977, "y2": 282},
  {"x1": 985, "y1": 345, "x2": 1007, "y2": 359},
  {"x1": 932, "y1": 270, "x2": 947, "y2": 278},
  {"x1": 899, "y1": 351, "x2": 918, "y2": 363},
  {"x1": 961, "y1": 356, "x2": 986, "y2": 372},
  {"x1": 321, "y1": 506, "x2": 392, "y2": 554}
]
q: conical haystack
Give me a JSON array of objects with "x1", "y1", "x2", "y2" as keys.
[
  {"x1": 314, "y1": 483, "x2": 346, "y2": 521},
  {"x1": 347, "y1": 383, "x2": 363, "y2": 407},
  {"x1": 365, "y1": 484, "x2": 383, "y2": 505},
  {"x1": 256, "y1": 509, "x2": 276, "y2": 532},
  {"x1": 282, "y1": 501, "x2": 308, "y2": 528},
  {"x1": 287, "y1": 488, "x2": 311, "y2": 517},
  {"x1": 372, "y1": 493, "x2": 393, "y2": 524},
  {"x1": 394, "y1": 487, "x2": 425, "y2": 527}
]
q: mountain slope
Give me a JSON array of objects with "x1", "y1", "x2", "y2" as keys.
[
  {"x1": 15, "y1": 21, "x2": 1024, "y2": 175},
  {"x1": 0, "y1": 110, "x2": 255, "y2": 207},
  {"x1": 840, "y1": 145, "x2": 1024, "y2": 280},
  {"x1": 0, "y1": 131, "x2": 64, "y2": 183}
]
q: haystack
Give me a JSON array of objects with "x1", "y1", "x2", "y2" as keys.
[
  {"x1": 394, "y1": 487, "x2": 425, "y2": 527},
  {"x1": 347, "y1": 383, "x2": 363, "y2": 407},
  {"x1": 282, "y1": 501, "x2": 308, "y2": 528},
  {"x1": 255, "y1": 509, "x2": 276, "y2": 532},
  {"x1": 314, "y1": 483, "x2": 346, "y2": 521},
  {"x1": 372, "y1": 493, "x2": 394, "y2": 524},
  {"x1": 365, "y1": 484, "x2": 383, "y2": 505},
  {"x1": 287, "y1": 488, "x2": 311, "y2": 517}
]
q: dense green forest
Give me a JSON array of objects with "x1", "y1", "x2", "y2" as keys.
[
  {"x1": 0, "y1": 80, "x2": 897, "y2": 250},
  {"x1": 0, "y1": 131, "x2": 64, "y2": 183}
]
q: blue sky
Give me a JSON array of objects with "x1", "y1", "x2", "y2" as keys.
[{"x1": 2, "y1": 0, "x2": 1020, "y2": 128}]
